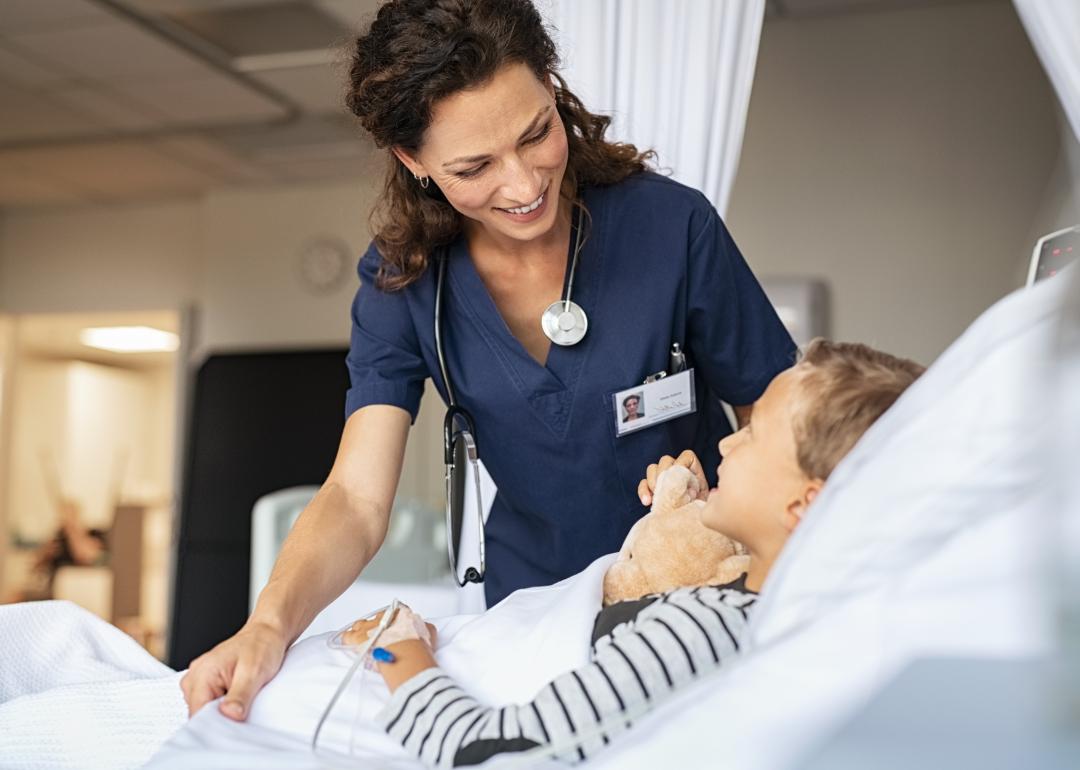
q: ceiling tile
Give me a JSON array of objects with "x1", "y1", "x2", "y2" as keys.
[
  {"x1": 249, "y1": 62, "x2": 347, "y2": 115},
  {"x1": 117, "y1": 75, "x2": 288, "y2": 124},
  {"x1": 0, "y1": 0, "x2": 112, "y2": 34},
  {"x1": 0, "y1": 42, "x2": 72, "y2": 88},
  {"x1": 0, "y1": 82, "x2": 109, "y2": 143},
  {"x1": 7, "y1": 20, "x2": 213, "y2": 85},
  {"x1": 51, "y1": 86, "x2": 168, "y2": 132},
  {"x1": 314, "y1": 0, "x2": 382, "y2": 30},
  {"x1": 163, "y1": 1, "x2": 351, "y2": 57}
]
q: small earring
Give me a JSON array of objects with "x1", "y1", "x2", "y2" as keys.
[{"x1": 414, "y1": 173, "x2": 430, "y2": 189}]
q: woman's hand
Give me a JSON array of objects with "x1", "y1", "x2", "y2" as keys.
[
  {"x1": 637, "y1": 449, "x2": 708, "y2": 506},
  {"x1": 179, "y1": 619, "x2": 289, "y2": 721}
]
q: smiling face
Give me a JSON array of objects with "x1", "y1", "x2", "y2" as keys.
[
  {"x1": 393, "y1": 61, "x2": 570, "y2": 248},
  {"x1": 700, "y1": 368, "x2": 821, "y2": 557}
]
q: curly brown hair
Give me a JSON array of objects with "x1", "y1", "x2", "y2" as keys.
[{"x1": 345, "y1": 0, "x2": 654, "y2": 291}]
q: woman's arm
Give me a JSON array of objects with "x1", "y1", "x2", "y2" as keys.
[
  {"x1": 378, "y1": 585, "x2": 756, "y2": 768},
  {"x1": 181, "y1": 404, "x2": 411, "y2": 719}
]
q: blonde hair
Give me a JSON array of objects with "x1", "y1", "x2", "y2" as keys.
[{"x1": 791, "y1": 339, "x2": 925, "y2": 480}]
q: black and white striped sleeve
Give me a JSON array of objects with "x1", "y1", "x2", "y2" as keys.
[{"x1": 378, "y1": 585, "x2": 756, "y2": 768}]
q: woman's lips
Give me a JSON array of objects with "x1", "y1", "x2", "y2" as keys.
[{"x1": 496, "y1": 186, "x2": 549, "y2": 223}]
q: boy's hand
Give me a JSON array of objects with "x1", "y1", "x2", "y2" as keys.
[
  {"x1": 343, "y1": 608, "x2": 438, "y2": 650},
  {"x1": 637, "y1": 450, "x2": 708, "y2": 506}
]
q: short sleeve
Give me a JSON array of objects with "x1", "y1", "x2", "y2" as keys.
[
  {"x1": 344, "y1": 242, "x2": 430, "y2": 422},
  {"x1": 686, "y1": 206, "x2": 798, "y2": 405}
]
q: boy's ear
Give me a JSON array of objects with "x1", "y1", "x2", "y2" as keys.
[
  {"x1": 391, "y1": 146, "x2": 425, "y2": 179},
  {"x1": 782, "y1": 479, "x2": 824, "y2": 533}
]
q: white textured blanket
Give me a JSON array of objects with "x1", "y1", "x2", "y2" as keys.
[{"x1": 0, "y1": 600, "x2": 187, "y2": 769}]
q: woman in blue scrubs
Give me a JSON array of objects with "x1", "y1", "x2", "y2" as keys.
[{"x1": 181, "y1": 0, "x2": 795, "y2": 721}]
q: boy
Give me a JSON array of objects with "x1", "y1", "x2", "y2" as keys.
[{"x1": 348, "y1": 339, "x2": 925, "y2": 768}]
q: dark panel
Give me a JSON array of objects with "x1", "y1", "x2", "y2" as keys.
[{"x1": 168, "y1": 348, "x2": 348, "y2": 669}]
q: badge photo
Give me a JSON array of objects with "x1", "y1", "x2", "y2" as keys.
[{"x1": 613, "y1": 369, "x2": 697, "y2": 436}]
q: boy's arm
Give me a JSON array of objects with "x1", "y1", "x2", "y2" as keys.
[{"x1": 377, "y1": 587, "x2": 755, "y2": 768}]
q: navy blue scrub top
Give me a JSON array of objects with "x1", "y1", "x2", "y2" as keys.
[{"x1": 346, "y1": 172, "x2": 796, "y2": 606}]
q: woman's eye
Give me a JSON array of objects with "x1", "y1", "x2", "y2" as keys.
[
  {"x1": 456, "y1": 163, "x2": 487, "y2": 179},
  {"x1": 526, "y1": 123, "x2": 552, "y2": 145}
]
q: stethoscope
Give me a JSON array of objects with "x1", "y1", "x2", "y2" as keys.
[{"x1": 434, "y1": 204, "x2": 588, "y2": 585}]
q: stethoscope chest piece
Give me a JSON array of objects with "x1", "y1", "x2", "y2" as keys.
[{"x1": 541, "y1": 299, "x2": 588, "y2": 346}]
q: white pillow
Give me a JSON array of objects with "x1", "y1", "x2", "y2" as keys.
[{"x1": 750, "y1": 272, "x2": 1069, "y2": 645}]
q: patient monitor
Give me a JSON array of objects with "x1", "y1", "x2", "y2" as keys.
[{"x1": 1027, "y1": 224, "x2": 1079, "y2": 286}]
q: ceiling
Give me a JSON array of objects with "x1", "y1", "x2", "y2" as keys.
[
  {"x1": 0, "y1": 0, "x2": 382, "y2": 209},
  {"x1": 0, "y1": 0, "x2": 1003, "y2": 211},
  {"x1": 15, "y1": 310, "x2": 180, "y2": 370}
]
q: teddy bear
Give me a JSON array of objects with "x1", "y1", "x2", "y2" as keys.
[{"x1": 602, "y1": 464, "x2": 749, "y2": 606}]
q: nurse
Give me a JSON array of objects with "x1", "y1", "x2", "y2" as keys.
[{"x1": 181, "y1": 0, "x2": 795, "y2": 721}]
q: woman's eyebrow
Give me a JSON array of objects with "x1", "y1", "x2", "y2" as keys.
[{"x1": 442, "y1": 106, "x2": 552, "y2": 168}]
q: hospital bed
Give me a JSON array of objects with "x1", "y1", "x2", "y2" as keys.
[{"x1": 1, "y1": 263, "x2": 1077, "y2": 769}]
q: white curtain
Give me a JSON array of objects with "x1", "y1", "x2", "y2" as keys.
[
  {"x1": 1014, "y1": 0, "x2": 1080, "y2": 145},
  {"x1": 538, "y1": 0, "x2": 766, "y2": 217}
]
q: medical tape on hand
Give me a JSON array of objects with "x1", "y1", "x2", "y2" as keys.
[{"x1": 312, "y1": 598, "x2": 401, "y2": 757}]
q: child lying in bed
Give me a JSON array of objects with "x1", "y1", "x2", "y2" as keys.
[{"x1": 346, "y1": 339, "x2": 924, "y2": 768}]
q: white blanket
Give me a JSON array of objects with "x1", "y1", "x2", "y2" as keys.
[
  {"x1": 149, "y1": 554, "x2": 616, "y2": 768},
  {"x1": 0, "y1": 600, "x2": 187, "y2": 770}
]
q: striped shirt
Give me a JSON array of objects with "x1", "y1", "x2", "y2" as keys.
[{"x1": 379, "y1": 576, "x2": 757, "y2": 768}]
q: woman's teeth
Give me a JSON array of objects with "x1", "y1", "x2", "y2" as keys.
[{"x1": 503, "y1": 193, "x2": 544, "y2": 215}]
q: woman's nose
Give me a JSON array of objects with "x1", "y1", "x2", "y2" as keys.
[{"x1": 500, "y1": 157, "x2": 542, "y2": 204}]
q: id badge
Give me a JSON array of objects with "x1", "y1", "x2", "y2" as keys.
[{"x1": 613, "y1": 368, "x2": 697, "y2": 436}]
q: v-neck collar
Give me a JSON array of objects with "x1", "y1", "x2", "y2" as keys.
[{"x1": 446, "y1": 192, "x2": 604, "y2": 438}]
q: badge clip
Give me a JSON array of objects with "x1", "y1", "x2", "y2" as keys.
[{"x1": 643, "y1": 370, "x2": 667, "y2": 384}]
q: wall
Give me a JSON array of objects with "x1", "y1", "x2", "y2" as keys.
[
  {"x1": 0, "y1": 173, "x2": 445, "y2": 513},
  {"x1": 727, "y1": 0, "x2": 1069, "y2": 364},
  {"x1": 0, "y1": 200, "x2": 200, "y2": 315},
  {"x1": 0, "y1": 313, "x2": 14, "y2": 587}
]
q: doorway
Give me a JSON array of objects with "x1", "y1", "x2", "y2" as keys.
[{"x1": 0, "y1": 310, "x2": 181, "y2": 659}]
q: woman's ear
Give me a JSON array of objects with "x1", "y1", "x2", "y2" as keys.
[
  {"x1": 391, "y1": 146, "x2": 426, "y2": 180},
  {"x1": 782, "y1": 479, "x2": 824, "y2": 533}
]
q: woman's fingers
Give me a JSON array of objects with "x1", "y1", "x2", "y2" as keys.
[
  {"x1": 182, "y1": 661, "x2": 228, "y2": 717},
  {"x1": 220, "y1": 658, "x2": 272, "y2": 722}
]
